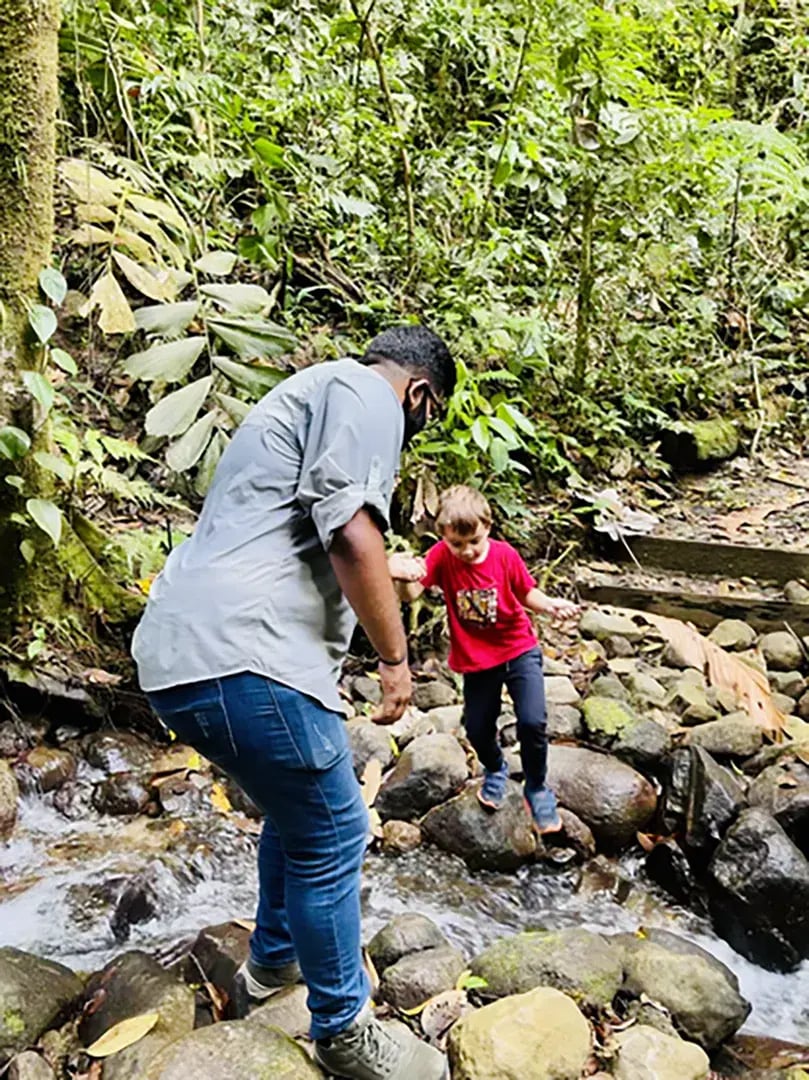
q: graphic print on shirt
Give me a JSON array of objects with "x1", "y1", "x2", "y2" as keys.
[{"x1": 456, "y1": 586, "x2": 498, "y2": 626}]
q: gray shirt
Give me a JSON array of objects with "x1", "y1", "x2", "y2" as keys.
[{"x1": 132, "y1": 358, "x2": 403, "y2": 712}]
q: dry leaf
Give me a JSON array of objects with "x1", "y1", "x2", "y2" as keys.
[
  {"x1": 231, "y1": 918, "x2": 256, "y2": 932},
  {"x1": 360, "y1": 759, "x2": 383, "y2": 808},
  {"x1": 82, "y1": 272, "x2": 136, "y2": 334},
  {"x1": 85, "y1": 1012, "x2": 159, "y2": 1057},
  {"x1": 713, "y1": 495, "x2": 808, "y2": 537},
  {"x1": 420, "y1": 989, "x2": 466, "y2": 1042},
  {"x1": 362, "y1": 948, "x2": 379, "y2": 994},
  {"x1": 81, "y1": 667, "x2": 122, "y2": 686},
  {"x1": 368, "y1": 808, "x2": 383, "y2": 840},
  {"x1": 112, "y1": 251, "x2": 176, "y2": 302},
  {"x1": 152, "y1": 745, "x2": 203, "y2": 776},
  {"x1": 210, "y1": 781, "x2": 232, "y2": 813}
]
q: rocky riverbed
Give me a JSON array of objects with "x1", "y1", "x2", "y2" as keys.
[{"x1": 2, "y1": 604, "x2": 809, "y2": 1077}]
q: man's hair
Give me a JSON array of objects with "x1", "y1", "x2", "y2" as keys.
[
  {"x1": 361, "y1": 325, "x2": 456, "y2": 400},
  {"x1": 436, "y1": 485, "x2": 492, "y2": 535}
]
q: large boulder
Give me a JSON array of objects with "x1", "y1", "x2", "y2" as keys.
[
  {"x1": 379, "y1": 945, "x2": 466, "y2": 1011},
  {"x1": 612, "y1": 1026, "x2": 710, "y2": 1080},
  {"x1": 141, "y1": 1021, "x2": 322, "y2": 1079},
  {"x1": 367, "y1": 914, "x2": 449, "y2": 974},
  {"x1": 0, "y1": 949, "x2": 82, "y2": 1061},
  {"x1": 375, "y1": 734, "x2": 467, "y2": 821},
  {"x1": 448, "y1": 987, "x2": 591, "y2": 1080},
  {"x1": 747, "y1": 757, "x2": 809, "y2": 855},
  {"x1": 187, "y1": 921, "x2": 250, "y2": 991},
  {"x1": 346, "y1": 721, "x2": 396, "y2": 777},
  {"x1": 708, "y1": 807, "x2": 809, "y2": 971},
  {"x1": 618, "y1": 929, "x2": 750, "y2": 1048},
  {"x1": 545, "y1": 745, "x2": 657, "y2": 848},
  {"x1": 245, "y1": 985, "x2": 311, "y2": 1039},
  {"x1": 686, "y1": 715, "x2": 764, "y2": 759},
  {"x1": 0, "y1": 761, "x2": 18, "y2": 841},
  {"x1": 420, "y1": 781, "x2": 536, "y2": 871},
  {"x1": 685, "y1": 747, "x2": 747, "y2": 857},
  {"x1": 470, "y1": 928, "x2": 623, "y2": 1010}
]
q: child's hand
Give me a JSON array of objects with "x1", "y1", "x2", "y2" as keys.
[
  {"x1": 388, "y1": 553, "x2": 427, "y2": 582},
  {"x1": 542, "y1": 597, "x2": 581, "y2": 621}
]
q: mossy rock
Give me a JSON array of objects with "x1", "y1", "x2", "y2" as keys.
[
  {"x1": 661, "y1": 419, "x2": 739, "y2": 470},
  {"x1": 581, "y1": 697, "x2": 637, "y2": 739}
]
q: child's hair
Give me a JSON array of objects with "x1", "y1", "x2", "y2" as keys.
[{"x1": 436, "y1": 485, "x2": 492, "y2": 536}]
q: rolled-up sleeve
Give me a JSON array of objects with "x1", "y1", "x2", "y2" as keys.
[{"x1": 296, "y1": 376, "x2": 403, "y2": 550}]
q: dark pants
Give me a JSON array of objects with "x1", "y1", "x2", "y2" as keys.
[{"x1": 462, "y1": 646, "x2": 548, "y2": 791}]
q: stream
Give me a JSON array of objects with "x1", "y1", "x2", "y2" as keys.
[{"x1": 3, "y1": 776, "x2": 809, "y2": 1045}]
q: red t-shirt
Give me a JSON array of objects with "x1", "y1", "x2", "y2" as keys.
[{"x1": 421, "y1": 539, "x2": 538, "y2": 673}]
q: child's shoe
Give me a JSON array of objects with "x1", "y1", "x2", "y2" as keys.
[
  {"x1": 477, "y1": 761, "x2": 510, "y2": 810},
  {"x1": 525, "y1": 785, "x2": 563, "y2": 834}
]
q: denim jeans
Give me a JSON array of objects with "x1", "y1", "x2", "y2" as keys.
[
  {"x1": 147, "y1": 672, "x2": 370, "y2": 1040},
  {"x1": 462, "y1": 646, "x2": 548, "y2": 791}
]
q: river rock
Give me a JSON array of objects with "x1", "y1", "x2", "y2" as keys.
[
  {"x1": 245, "y1": 984, "x2": 310, "y2": 1039},
  {"x1": 589, "y1": 674, "x2": 630, "y2": 702},
  {"x1": 0, "y1": 948, "x2": 82, "y2": 1061},
  {"x1": 708, "y1": 807, "x2": 809, "y2": 971},
  {"x1": 661, "y1": 748, "x2": 692, "y2": 832},
  {"x1": 685, "y1": 746, "x2": 747, "y2": 856},
  {"x1": 613, "y1": 718, "x2": 672, "y2": 771},
  {"x1": 92, "y1": 772, "x2": 151, "y2": 816},
  {"x1": 379, "y1": 944, "x2": 466, "y2": 1010},
  {"x1": 83, "y1": 730, "x2": 157, "y2": 774},
  {"x1": 612, "y1": 1025, "x2": 710, "y2": 1080},
  {"x1": 773, "y1": 691, "x2": 796, "y2": 715},
  {"x1": 799, "y1": 690, "x2": 809, "y2": 721},
  {"x1": 686, "y1": 713, "x2": 764, "y2": 758},
  {"x1": 667, "y1": 679, "x2": 717, "y2": 725},
  {"x1": 188, "y1": 921, "x2": 250, "y2": 990},
  {"x1": 581, "y1": 697, "x2": 635, "y2": 738},
  {"x1": 470, "y1": 927, "x2": 623, "y2": 1009},
  {"x1": 546, "y1": 745, "x2": 657, "y2": 848},
  {"x1": 606, "y1": 634, "x2": 636, "y2": 658},
  {"x1": 547, "y1": 703, "x2": 583, "y2": 740},
  {"x1": 708, "y1": 620, "x2": 757, "y2": 652},
  {"x1": 375, "y1": 733, "x2": 467, "y2": 820},
  {"x1": 618, "y1": 928, "x2": 750, "y2": 1048},
  {"x1": 747, "y1": 758, "x2": 809, "y2": 854},
  {"x1": 0, "y1": 760, "x2": 18, "y2": 841},
  {"x1": 15, "y1": 748, "x2": 76, "y2": 794},
  {"x1": 645, "y1": 838, "x2": 702, "y2": 909},
  {"x1": 352, "y1": 675, "x2": 382, "y2": 704},
  {"x1": 346, "y1": 720, "x2": 396, "y2": 776},
  {"x1": 545, "y1": 676, "x2": 581, "y2": 705},
  {"x1": 412, "y1": 680, "x2": 457, "y2": 710},
  {"x1": 381, "y1": 819, "x2": 422, "y2": 855},
  {"x1": 8, "y1": 1051, "x2": 55, "y2": 1080},
  {"x1": 541, "y1": 808, "x2": 597, "y2": 865},
  {"x1": 367, "y1": 914, "x2": 449, "y2": 974},
  {"x1": 758, "y1": 631, "x2": 803, "y2": 672},
  {"x1": 80, "y1": 951, "x2": 194, "y2": 1080},
  {"x1": 421, "y1": 781, "x2": 536, "y2": 871},
  {"x1": 626, "y1": 670, "x2": 668, "y2": 706},
  {"x1": 580, "y1": 608, "x2": 645, "y2": 643},
  {"x1": 141, "y1": 1020, "x2": 321, "y2": 1080},
  {"x1": 411, "y1": 705, "x2": 465, "y2": 742},
  {"x1": 769, "y1": 670, "x2": 806, "y2": 699}
]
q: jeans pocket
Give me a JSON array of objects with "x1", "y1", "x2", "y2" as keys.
[
  {"x1": 148, "y1": 687, "x2": 238, "y2": 766},
  {"x1": 266, "y1": 682, "x2": 348, "y2": 771}
]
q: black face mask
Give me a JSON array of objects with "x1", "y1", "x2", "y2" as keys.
[{"x1": 402, "y1": 385, "x2": 430, "y2": 449}]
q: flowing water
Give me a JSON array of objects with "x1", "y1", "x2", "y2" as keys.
[{"x1": 3, "y1": 782, "x2": 808, "y2": 1045}]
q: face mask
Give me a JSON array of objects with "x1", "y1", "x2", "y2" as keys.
[{"x1": 401, "y1": 384, "x2": 430, "y2": 449}]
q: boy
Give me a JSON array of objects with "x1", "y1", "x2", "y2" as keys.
[{"x1": 389, "y1": 485, "x2": 579, "y2": 834}]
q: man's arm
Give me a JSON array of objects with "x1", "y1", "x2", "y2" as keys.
[{"x1": 330, "y1": 508, "x2": 411, "y2": 723}]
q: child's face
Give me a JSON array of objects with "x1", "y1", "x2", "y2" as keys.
[{"x1": 443, "y1": 523, "x2": 490, "y2": 564}]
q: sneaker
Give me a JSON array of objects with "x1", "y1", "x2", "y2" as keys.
[
  {"x1": 477, "y1": 761, "x2": 510, "y2": 810},
  {"x1": 314, "y1": 1002, "x2": 448, "y2": 1080},
  {"x1": 525, "y1": 785, "x2": 563, "y2": 835},
  {"x1": 229, "y1": 957, "x2": 302, "y2": 1019}
]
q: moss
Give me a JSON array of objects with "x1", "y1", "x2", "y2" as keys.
[
  {"x1": 689, "y1": 418, "x2": 739, "y2": 462},
  {"x1": 581, "y1": 697, "x2": 637, "y2": 738},
  {"x1": 2, "y1": 1007, "x2": 26, "y2": 1038}
]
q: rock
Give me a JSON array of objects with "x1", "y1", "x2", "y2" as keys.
[
  {"x1": 588, "y1": 674, "x2": 630, "y2": 702},
  {"x1": 624, "y1": 1001, "x2": 680, "y2": 1040},
  {"x1": 14, "y1": 748, "x2": 76, "y2": 794},
  {"x1": 412, "y1": 681, "x2": 457, "y2": 710},
  {"x1": 0, "y1": 760, "x2": 18, "y2": 841},
  {"x1": 618, "y1": 928, "x2": 750, "y2": 1048},
  {"x1": 540, "y1": 808, "x2": 596, "y2": 865},
  {"x1": 158, "y1": 774, "x2": 210, "y2": 817},
  {"x1": 367, "y1": 914, "x2": 449, "y2": 975},
  {"x1": 759, "y1": 631, "x2": 803, "y2": 672},
  {"x1": 188, "y1": 922, "x2": 250, "y2": 991},
  {"x1": 346, "y1": 721, "x2": 396, "y2": 777},
  {"x1": 351, "y1": 675, "x2": 382, "y2": 704},
  {"x1": 799, "y1": 690, "x2": 809, "y2": 721},
  {"x1": 80, "y1": 951, "x2": 194, "y2": 1080},
  {"x1": 645, "y1": 838, "x2": 703, "y2": 909},
  {"x1": 661, "y1": 748, "x2": 692, "y2": 833},
  {"x1": 686, "y1": 713, "x2": 764, "y2": 758},
  {"x1": 83, "y1": 730, "x2": 157, "y2": 774},
  {"x1": 709, "y1": 685, "x2": 741, "y2": 714},
  {"x1": 545, "y1": 676, "x2": 581, "y2": 705},
  {"x1": 375, "y1": 733, "x2": 467, "y2": 821},
  {"x1": 411, "y1": 705, "x2": 465, "y2": 741},
  {"x1": 606, "y1": 634, "x2": 636, "y2": 658},
  {"x1": 92, "y1": 772, "x2": 151, "y2": 815},
  {"x1": 470, "y1": 927, "x2": 623, "y2": 1009},
  {"x1": 773, "y1": 691, "x2": 796, "y2": 715},
  {"x1": 8, "y1": 1051, "x2": 55, "y2": 1080},
  {"x1": 626, "y1": 670, "x2": 668, "y2": 705},
  {"x1": 612, "y1": 1026, "x2": 710, "y2": 1080},
  {"x1": 420, "y1": 781, "x2": 536, "y2": 871},
  {"x1": 547, "y1": 703, "x2": 583, "y2": 741},
  {"x1": 667, "y1": 679, "x2": 717, "y2": 725},
  {"x1": 110, "y1": 863, "x2": 172, "y2": 942},
  {"x1": 785, "y1": 580, "x2": 809, "y2": 604},
  {"x1": 379, "y1": 945, "x2": 466, "y2": 1010},
  {"x1": 581, "y1": 695, "x2": 636, "y2": 737},
  {"x1": 580, "y1": 608, "x2": 645, "y2": 643},
  {"x1": 245, "y1": 984, "x2": 310, "y2": 1039},
  {"x1": 0, "y1": 948, "x2": 82, "y2": 1061},
  {"x1": 747, "y1": 758, "x2": 809, "y2": 855},
  {"x1": 685, "y1": 747, "x2": 747, "y2": 856},
  {"x1": 141, "y1": 1020, "x2": 321, "y2": 1079},
  {"x1": 769, "y1": 670, "x2": 806, "y2": 700},
  {"x1": 543, "y1": 656, "x2": 571, "y2": 676},
  {"x1": 381, "y1": 819, "x2": 422, "y2": 855},
  {"x1": 708, "y1": 807, "x2": 809, "y2": 971},
  {"x1": 661, "y1": 417, "x2": 738, "y2": 468},
  {"x1": 448, "y1": 987, "x2": 591, "y2": 1080},
  {"x1": 546, "y1": 745, "x2": 657, "y2": 848},
  {"x1": 737, "y1": 648, "x2": 768, "y2": 676},
  {"x1": 613, "y1": 718, "x2": 672, "y2": 771},
  {"x1": 708, "y1": 620, "x2": 757, "y2": 652}
]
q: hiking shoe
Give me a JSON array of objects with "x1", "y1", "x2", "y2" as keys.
[
  {"x1": 314, "y1": 1002, "x2": 448, "y2": 1080},
  {"x1": 477, "y1": 761, "x2": 510, "y2": 810},
  {"x1": 525, "y1": 785, "x2": 563, "y2": 834},
  {"x1": 229, "y1": 957, "x2": 302, "y2": 1018}
]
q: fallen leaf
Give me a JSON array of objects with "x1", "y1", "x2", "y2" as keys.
[
  {"x1": 360, "y1": 759, "x2": 383, "y2": 808},
  {"x1": 204, "y1": 980, "x2": 227, "y2": 1021},
  {"x1": 85, "y1": 1012, "x2": 159, "y2": 1057},
  {"x1": 362, "y1": 948, "x2": 379, "y2": 994},
  {"x1": 231, "y1": 918, "x2": 256, "y2": 932},
  {"x1": 368, "y1": 807, "x2": 383, "y2": 840},
  {"x1": 81, "y1": 667, "x2": 122, "y2": 686},
  {"x1": 420, "y1": 989, "x2": 467, "y2": 1042},
  {"x1": 210, "y1": 781, "x2": 232, "y2": 813}
]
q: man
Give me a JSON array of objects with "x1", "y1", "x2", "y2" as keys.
[{"x1": 132, "y1": 325, "x2": 455, "y2": 1080}]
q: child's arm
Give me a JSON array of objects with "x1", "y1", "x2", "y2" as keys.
[
  {"x1": 388, "y1": 553, "x2": 427, "y2": 602},
  {"x1": 523, "y1": 587, "x2": 580, "y2": 621}
]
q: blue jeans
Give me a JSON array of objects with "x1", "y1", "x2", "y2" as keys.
[
  {"x1": 147, "y1": 672, "x2": 370, "y2": 1040},
  {"x1": 462, "y1": 646, "x2": 548, "y2": 791}
]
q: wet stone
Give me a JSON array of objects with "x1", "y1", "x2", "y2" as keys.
[
  {"x1": 92, "y1": 772, "x2": 151, "y2": 816},
  {"x1": 645, "y1": 838, "x2": 704, "y2": 910},
  {"x1": 685, "y1": 746, "x2": 747, "y2": 857},
  {"x1": 83, "y1": 730, "x2": 157, "y2": 775},
  {"x1": 540, "y1": 808, "x2": 596, "y2": 865},
  {"x1": 412, "y1": 680, "x2": 457, "y2": 710},
  {"x1": 367, "y1": 914, "x2": 450, "y2": 975},
  {"x1": 0, "y1": 760, "x2": 19, "y2": 841},
  {"x1": 421, "y1": 780, "x2": 536, "y2": 871},
  {"x1": 747, "y1": 758, "x2": 809, "y2": 855},
  {"x1": 0, "y1": 948, "x2": 82, "y2": 1061},
  {"x1": 15, "y1": 747, "x2": 76, "y2": 794},
  {"x1": 379, "y1": 944, "x2": 466, "y2": 1011},
  {"x1": 189, "y1": 922, "x2": 251, "y2": 991},
  {"x1": 381, "y1": 819, "x2": 422, "y2": 855},
  {"x1": 375, "y1": 733, "x2": 467, "y2": 821}
]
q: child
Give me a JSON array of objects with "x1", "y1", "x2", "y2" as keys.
[{"x1": 389, "y1": 485, "x2": 579, "y2": 834}]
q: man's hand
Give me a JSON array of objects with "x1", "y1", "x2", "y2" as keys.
[
  {"x1": 373, "y1": 660, "x2": 412, "y2": 724},
  {"x1": 388, "y1": 553, "x2": 427, "y2": 582}
]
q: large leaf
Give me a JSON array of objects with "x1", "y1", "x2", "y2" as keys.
[
  {"x1": 194, "y1": 251, "x2": 238, "y2": 275},
  {"x1": 200, "y1": 283, "x2": 271, "y2": 314},
  {"x1": 27, "y1": 498, "x2": 62, "y2": 547},
  {"x1": 84, "y1": 272, "x2": 136, "y2": 334},
  {"x1": 39, "y1": 267, "x2": 67, "y2": 306},
  {"x1": 60, "y1": 158, "x2": 124, "y2": 206},
  {"x1": 124, "y1": 337, "x2": 206, "y2": 382},
  {"x1": 213, "y1": 356, "x2": 286, "y2": 397},
  {"x1": 0, "y1": 426, "x2": 31, "y2": 461},
  {"x1": 112, "y1": 252, "x2": 175, "y2": 301},
  {"x1": 165, "y1": 410, "x2": 218, "y2": 472},
  {"x1": 50, "y1": 348, "x2": 78, "y2": 376},
  {"x1": 127, "y1": 194, "x2": 187, "y2": 233},
  {"x1": 123, "y1": 209, "x2": 185, "y2": 267},
  {"x1": 85, "y1": 1013, "x2": 160, "y2": 1057},
  {"x1": 195, "y1": 429, "x2": 229, "y2": 496},
  {"x1": 135, "y1": 301, "x2": 198, "y2": 337},
  {"x1": 145, "y1": 376, "x2": 212, "y2": 438},
  {"x1": 214, "y1": 391, "x2": 251, "y2": 425},
  {"x1": 209, "y1": 316, "x2": 296, "y2": 359},
  {"x1": 29, "y1": 305, "x2": 57, "y2": 344},
  {"x1": 34, "y1": 450, "x2": 73, "y2": 482},
  {"x1": 21, "y1": 371, "x2": 55, "y2": 413}
]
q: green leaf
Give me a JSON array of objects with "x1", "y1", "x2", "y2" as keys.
[
  {"x1": 127, "y1": 194, "x2": 187, "y2": 233},
  {"x1": 39, "y1": 267, "x2": 67, "y2": 306},
  {"x1": 5, "y1": 475, "x2": 24, "y2": 491},
  {"x1": 213, "y1": 356, "x2": 286, "y2": 398},
  {"x1": 33, "y1": 450, "x2": 73, "y2": 483},
  {"x1": 470, "y1": 417, "x2": 490, "y2": 450},
  {"x1": 26, "y1": 498, "x2": 63, "y2": 547},
  {"x1": 112, "y1": 252, "x2": 175, "y2": 301},
  {"x1": 124, "y1": 337, "x2": 206, "y2": 382},
  {"x1": 20, "y1": 539, "x2": 35, "y2": 564},
  {"x1": 254, "y1": 138, "x2": 286, "y2": 168},
  {"x1": 0, "y1": 426, "x2": 31, "y2": 460},
  {"x1": 134, "y1": 301, "x2": 199, "y2": 337},
  {"x1": 21, "y1": 371, "x2": 55, "y2": 413},
  {"x1": 165, "y1": 410, "x2": 218, "y2": 472},
  {"x1": 209, "y1": 316, "x2": 295, "y2": 359},
  {"x1": 50, "y1": 348, "x2": 78, "y2": 376},
  {"x1": 490, "y1": 438, "x2": 511, "y2": 473},
  {"x1": 194, "y1": 251, "x2": 238, "y2": 275},
  {"x1": 195, "y1": 429, "x2": 229, "y2": 496},
  {"x1": 331, "y1": 193, "x2": 378, "y2": 218},
  {"x1": 29, "y1": 304, "x2": 58, "y2": 344},
  {"x1": 214, "y1": 391, "x2": 251, "y2": 425},
  {"x1": 200, "y1": 283, "x2": 272, "y2": 314},
  {"x1": 145, "y1": 376, "x2": 212, "y2": 438}
]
